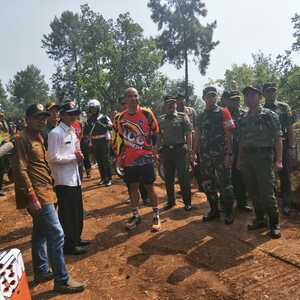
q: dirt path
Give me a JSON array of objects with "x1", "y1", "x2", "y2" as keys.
[{"x1": 2, "y1": 170, "x2": 300, "y2": 300}]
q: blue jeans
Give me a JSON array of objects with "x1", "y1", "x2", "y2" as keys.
[{"x1": 32, "y1": 204, "x2": 69, "y2": 284}]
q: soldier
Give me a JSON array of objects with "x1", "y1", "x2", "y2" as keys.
[
  {"x1": 175, "y1": 94, "x2": 197, "y2": 130},
  {"x1": 158, "y1": 96, "x2": 193, "y2": 211},
  {"x1": 263, "y1": 83, "x2": 296, "y2": 216},
  {"x1": 239, "y1": 86, "x2": 282, "y2": 239},
  {"x1": 84, "y1": 99, "x2": 113, "y2": 186},
  {"x1": 194, "y1": 86, "x2": 236, "y2": 224},
  {"x1": 226, "y1": 91, "x2": 252, "y2": 212}
]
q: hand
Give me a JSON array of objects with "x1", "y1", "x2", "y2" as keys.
[
  {"x1": 75, "y1": 150, "x2": 84, "y2": 161},
  {"x1": 26, "y1": 196, "x2": 42, "y2": 216},
  {"x1": 274, "y1": 160, "x2": 283, "y2": 172}
]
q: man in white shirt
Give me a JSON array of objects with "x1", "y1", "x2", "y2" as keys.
[{"x1": 48, "y1": 101, "x2": 89, "y2": 255}]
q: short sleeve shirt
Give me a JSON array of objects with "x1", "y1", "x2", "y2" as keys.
[
  {"x1": 158, "y1": 112, "x2": 192, "y2": 146},
  {"x1": 118, "y1": 106, "x2": 159, "y2": 167}
]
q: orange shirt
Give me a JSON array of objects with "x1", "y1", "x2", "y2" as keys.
[{"x1": 118, "y1": 106, "x2": 159, "y2": 167}]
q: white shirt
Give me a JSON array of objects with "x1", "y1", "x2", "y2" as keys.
[{"x1": 48, "y1": 122, "x2": 81, "y2": 187}]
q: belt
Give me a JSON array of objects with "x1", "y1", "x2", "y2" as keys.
[
  {"x1": 91, "y1": 134, "x2": 106, "y2": 140},
  {"x1": 163, "y1": 143, "x2": 185, "y2": 150},
  {"x1": 243, "y1": 146, "x2": 273, "y2": 153}
]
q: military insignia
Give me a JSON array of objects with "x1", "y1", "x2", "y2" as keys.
[{"x1": 37, "y1": 104, "x2": 44, "y2": 111}]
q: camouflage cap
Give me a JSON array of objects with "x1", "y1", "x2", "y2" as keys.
[
  {"x1": 26, "y1": 104, "x2": 50, "y2": 118},
  {"x1": 242, "y1": 86, "x2": 262, "y2": 95},
  {"x1": 203, "y1": 86, "x2": 218, "y2": 97},
  {"x1": 263, "y1": 82, "x2": 277, "y2": 92}
]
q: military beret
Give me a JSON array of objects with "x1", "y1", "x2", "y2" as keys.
[{"x1": 242, "y1": 86, "x2": 262, "y2": 95}]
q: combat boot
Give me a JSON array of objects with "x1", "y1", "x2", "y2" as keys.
[
  {"x1": 224, "y1": 205, "x2": 234, "y2": 225},
  {"x1": 247, "y1": 218, "x2": 268, "y2": 231},
  {"x1": 203, "y1": 200, "x2": 220, "y2": 222},
  {"x1": 269, "y1": 214, "x2": 281, "y2": 239}
]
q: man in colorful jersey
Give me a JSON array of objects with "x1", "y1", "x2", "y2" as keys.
[
  {"x1": 194, "y1": 86, "x2": 236, "y2": 224},
  {"x1": 117, "y1": 87, "x2": 161, "y2": 232},
  {"x1": 263, "y1": 83, "x2": 296, "y2": 216}
]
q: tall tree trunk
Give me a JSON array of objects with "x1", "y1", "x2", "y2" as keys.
[{"x1": 184, "y1": 47, "x2": 189, "y2": 103}]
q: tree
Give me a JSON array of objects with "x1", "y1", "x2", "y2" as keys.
[
  {"x1": 43, "y1": 5, "x2": 164, "y2": 112},
  {"x1": 7, "y1": 65, "x2": 49, "y2": 109},
  {"x1": 148, "y1": 0, "x2": 219, "y2": 101},
  {"x1": 292, "y1": 13, "x2": 300, "y2": 52},
  {"x1": 42, "y1": 10, "x2": 82, "y2": 103}
]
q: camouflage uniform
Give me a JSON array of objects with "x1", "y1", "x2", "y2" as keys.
[
  {"x1": 158, "y1": 111, "x2": 192, "y2": 208},
  {"x1": 264, "y1": 100, "x2": 294, "y2": 209},
  {"x1": 196, "y1": 105, "x2": 235, "y2": 220},
  {"x1": 239, "y1": 105, "x2": 282, "y2": 227}
]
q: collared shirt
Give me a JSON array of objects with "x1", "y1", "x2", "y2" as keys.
[
  {"x1": 48, "y1": 122, "x2": 81, "y2": 187},
  {"x1": 158, "y1": 111, "x2": 192, "y2": 146},
  {"x1": 239, "y1": 105, "x2": 282, "y2": 148},
  {"x1": 12, "y1": 128, "x2": 56, "y2": 209}
]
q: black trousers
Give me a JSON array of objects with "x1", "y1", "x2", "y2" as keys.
[
  {"x1": 55, "y1": 185, "x2": 83, "y2": 251},
  {"x1": 92, "y1": 139, "x2": 112, "y2": 182},
  {"x1": 81, "y1": 139, "x2": 91, "y2": 172},
  {"x1": 126, "y1": 183, "x2": 148, "y2": 201}
]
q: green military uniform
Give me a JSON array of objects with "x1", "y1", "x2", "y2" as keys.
[
  {"x1": 239, "y1": 104, "x2": 282, "y2": 229},
  {"x1": 158, "y1": 107, "x2": 192, "y2": 208},
  {"x1": 264, "y1": 98, "x2": 294, "y2": 210}
]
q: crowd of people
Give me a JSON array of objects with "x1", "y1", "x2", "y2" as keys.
[{"x1": 1, "y1": 82, "x2": 296, "y2": 294}]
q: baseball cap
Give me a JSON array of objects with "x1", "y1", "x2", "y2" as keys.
[
  {"x1": 26, "y1": 104, "x2": 50, "y2": 118},
  {"x1": 176, "y1": 93, "x2": 185, "y2": 99},
  {"x1": 46, "y1": 101, "x2": 60, "y2": 111},
  {"x1": 164, "y1": 95, "x2": 176, "y2": 103},
  {"x1": 229, "y1": 90, "x2": 241, "y2": 100},
  {"x1": 262, "y1": 82, "x2": 277, "y2": 92},
  {"x1": 59, "y1": 101, "x2": 81, "y2": 114},
  {"x1": 203, "y1": 86, "x2": 218, "y2": 97},
  {"x1": 242, "y1": 86, "x2": 262, "y2": 95}
]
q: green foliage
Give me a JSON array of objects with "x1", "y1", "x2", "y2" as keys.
[
  {"x1": 147, "y1": 0, "x2": 219, "y2": 99},
  {"x1": 7, "y1": 65, "x2": 49, "y2": 111},
  {"x1": 292, "y1": 13, "x2": 300, "y2": 52},
  {"x1": 42, "y1": 4, "x2": 164, "y2": 112}
]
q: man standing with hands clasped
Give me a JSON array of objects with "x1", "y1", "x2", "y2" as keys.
[
  {"x1": 239, "y1": 86, "x2": 283, "y2": 238},
  {"x1": 48, "y1": 101, "x2": 90, "y2": 255},
  {"x1": 12, "y1": 104, "x2": 85, "y2": 293}
]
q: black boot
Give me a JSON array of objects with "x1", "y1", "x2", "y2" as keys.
[
  {"x1": 224, "y1": 201, "x2": 234, "y2": 225},
  {"x1": 203, "y1": 199, "x2": 220, "y2": 222},
  {"x1": 247, "y1": 217, "x2": 268, "y2": 231}
]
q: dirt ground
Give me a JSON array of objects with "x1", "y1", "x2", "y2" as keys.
[{"x1": 2, "y1": 170, "x2": 300, "y2": 300}]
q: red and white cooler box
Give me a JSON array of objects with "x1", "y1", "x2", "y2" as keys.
[{"x1": 0, "y1": 249, "x2": 31, "y2": 300}]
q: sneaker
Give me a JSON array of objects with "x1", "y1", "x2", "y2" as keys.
[
  {"x1": 125, "y1": 197, "x2": 131, "y2": 204},
  {"x1": 0, "y1": 190, "x2": 5, "y2": 197},
  {"x1": 184, "y1": 205, "x2": 192, "y2": 211},
  {"x1": 151, "y1": 217, "x2": 161, "y2": 232},
  {"x1": 105, "y1": 180, "x2": 112, "y2": 187},
  {"x1": 54, "y1": 278, "x2": 86, "y2": 294},
  {"x1": 125, "y1": 215, "x2": 142, "y2": 230},
  {"x1": 98, "y1": 179, "x2": 105, "y2": 186}
]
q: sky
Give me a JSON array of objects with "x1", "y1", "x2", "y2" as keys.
[{"x1": 0, "y1": 0, "x2": 300, "y2": 96}]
